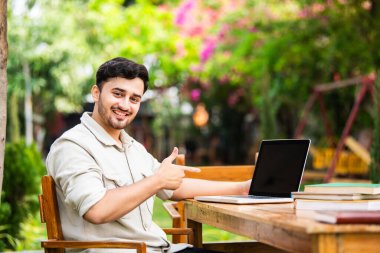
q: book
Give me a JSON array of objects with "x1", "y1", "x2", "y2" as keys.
[
  {"x1": 314, "y1": 210, "x2": 380, "y2": 224},
  {"x1": 303, "y1": 183, "x2": 380, "y2": 195},
  {"x1": 294, "y1": 199, "x2": 380, "y2": 211},
  {"x1": 291, "y1": 192, "x2": 380, "y2": 201}
]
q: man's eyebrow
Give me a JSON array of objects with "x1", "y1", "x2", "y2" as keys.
[
  {"x1": 112, "y1": 88, "x2": 142, "y2": 98},
  {"x1": 112, "y1": 88, "x2": 126, "y2": 93}
]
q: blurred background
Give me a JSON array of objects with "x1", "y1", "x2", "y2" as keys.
[{"x1": 1, "y1": 0, "x2": 380, "y2": 251}]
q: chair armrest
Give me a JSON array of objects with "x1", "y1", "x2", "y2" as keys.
[
  {"x1": 163, "y1": 228, "x2": 194, "y2": 245},
  {"x1": 163, "y1": 201, "x2": 188, "y2": 243},
  {"x1": 163, "y1": 228, "x2": 192, "y2": 235},
  {"x1": 163, "y1": 201, "x2": 181, "y2": 220},
  {"x1": 41, "y1": 239, "x2": 146, "y2": 253}
]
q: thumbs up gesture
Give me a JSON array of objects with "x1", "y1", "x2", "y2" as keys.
[{"x1": 155, "y1": 147, "x2": 200, "y2": 190}]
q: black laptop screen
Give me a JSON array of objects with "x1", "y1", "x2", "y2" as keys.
[{"x1": 249, "y1": 139, "x2": 310, "y2": 197}]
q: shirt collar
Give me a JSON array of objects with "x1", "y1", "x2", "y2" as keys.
[{"x1": 80, "y1": 112, "x2": 134, "y2": 147}]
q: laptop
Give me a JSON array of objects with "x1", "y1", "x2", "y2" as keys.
[{"x1": 194, "y1": 139, "x2": 310, "y2": 204}]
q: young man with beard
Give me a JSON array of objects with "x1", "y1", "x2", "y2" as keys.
[{"x1": 46, "y1": 57, "x2": 251, "y2": 253}]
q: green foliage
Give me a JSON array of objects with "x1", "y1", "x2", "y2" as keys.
[
  {"x1": 88, "y1": 0, "x2": 199, "y2": 88},
  {"x1": 14, "y1": 214, "x2": 46, "y2": 251},
  {"x1": 6, "y1": 0, "x2": 380, "y2": 169},
  {"x1": 0, "y1": 141, "x2": 46, "y2": 251},
  {"x1": 8, "y1": 0, "x2": 103, "y2": 116},
  {"x1": 7, "y1": 1, "x2": 380, "y2": 138},
  {"x1": 180, "y1": 1, "x2": 380, "y2": 139},
  {"x1": 0, "y1": 225, "x2": 17, "y2": 251}
]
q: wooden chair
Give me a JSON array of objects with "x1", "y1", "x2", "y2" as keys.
[{"x1": 38, "y1": 175, "x2": 193, "y2": 253}]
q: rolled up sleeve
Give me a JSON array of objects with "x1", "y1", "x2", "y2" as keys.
[{"x1": 47, "y1": 140, "x2": 107, "y2": 217}]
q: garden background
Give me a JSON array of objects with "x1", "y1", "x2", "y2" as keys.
[{"x1": 1, "y1": 0, "x2": 380, "y2": 251}]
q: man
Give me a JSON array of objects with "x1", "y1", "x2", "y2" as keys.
[{"x1": 46, "y1": 57, "x2": 251, "y2": 253}]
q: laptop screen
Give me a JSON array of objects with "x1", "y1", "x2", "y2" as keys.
[{"x1": 249, "y1": 139, "x2": 310, "y2": 197}]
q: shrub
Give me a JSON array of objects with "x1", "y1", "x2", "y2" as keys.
[{"x1": 0, "y1": 140, "x2": 45, "y2": 251}]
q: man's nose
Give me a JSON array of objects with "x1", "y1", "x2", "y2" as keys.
[{"x1": 118, "y1": 97, "x2": 131, "y2": 110}]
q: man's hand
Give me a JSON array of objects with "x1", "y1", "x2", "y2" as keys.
[
  {"x1": 155, "y1": 147, "x2": 200, "y2": 190},
  {"x1": 241, "y1": 180, "x2": 252, "y2": 195}
]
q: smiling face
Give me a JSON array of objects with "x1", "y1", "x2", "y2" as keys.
[{"x1": 91, "y1": 77, "x2": 144, "y2": 139}]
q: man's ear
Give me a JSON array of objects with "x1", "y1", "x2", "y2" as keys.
[{"x1": 91, "y1": 85, "x2": 100, "y2": 102}]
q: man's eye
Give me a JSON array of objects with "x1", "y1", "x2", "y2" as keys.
[
  {"x1": 130, "y1": 97, "x2": 141, "y2": 103},
  {"x1": 113, "y1": 92, "x2": 122, "y2": 97}
]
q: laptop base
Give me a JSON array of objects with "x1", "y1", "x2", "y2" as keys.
[{"x1": 194, "y1": 195, "x2": 294, "y2": 204}]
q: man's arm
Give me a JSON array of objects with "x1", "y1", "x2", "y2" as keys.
[
  {"x1": 84, "y1": 175, "x2": 163, "y2": 224},
  {"x1": 170, "y1": 178, "x2": 252, "y2": 200},
  {"x1": 84, "y1": 147, "x2": 200, "y2": 224}
]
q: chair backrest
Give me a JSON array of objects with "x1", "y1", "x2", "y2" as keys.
[
  {"x1": 39, "y1": 175, "x2": 64, "y2": 244},
  {"x1": 176, "y1": 154, "x2": 255, "y2": 181}
]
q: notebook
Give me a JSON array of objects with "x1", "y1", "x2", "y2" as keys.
[{"x1": 194, "y1": 139, "x2": 310, "y2": 204}]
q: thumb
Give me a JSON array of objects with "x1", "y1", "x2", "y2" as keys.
[{"x1": 164, "y1": 147, "x2": 178, "y2": 164}]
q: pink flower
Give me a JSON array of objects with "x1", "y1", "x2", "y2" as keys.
[
  {"x1": 188, "y1": 26, "x2": 204, "y2": 36},
  {"x1": 175, "y1": 0, "x2": 195, "y2": 26},
  {"x1": 298, "y1": 8, "x2": 310, "y2": 19},
  {"x1": 362, "y1": 1, "x2": 372, "y2": 10},
  {"x1": 200, "y1": 38, "x2": 217, "y2": 63},
  {"x1": 218, "y1": 24, "x2": 230, "y2": 40},
  {"x1": 228, "y1": 89, "x2": 244, "y2": 107},
  {"x1": 190, "y1": 64, "x2": 203, "y2": 73},
  {"x1": 190, "y1": 89, "x2": 201, "y2": 102},
  {"x1": 175, "y1": 41, "x2": 185, "y2": 59},
  {"x1": 219, "y1": 75, "x2": 230, "y2": 85},
  {"x1": 249, "y1": 26, "x2": 258, "y2": 33},
  {"x1": 312, "y1": 3, "x2": 325, "y2": 13},
  {"x1": 228, "y1": 93, "x2": 239, "y2": 107}
]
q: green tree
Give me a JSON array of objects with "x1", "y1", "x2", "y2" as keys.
[
  {"x1": 7, "y1": 0, "x2": 107, "y2": 142},
  {"x1": 88, "y1": 0, "x2": 199, "y2": 88},
  {"x1": 176, "y1": 0, "x2": 380, "y2": 139}
]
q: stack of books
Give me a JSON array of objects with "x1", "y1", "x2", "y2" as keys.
[
  {"x1": 314, "y1": 210, "x2": 380, "y2": 224},
  {"x1": 292, "y1": 182, "x2": 380, "y2": 211}
]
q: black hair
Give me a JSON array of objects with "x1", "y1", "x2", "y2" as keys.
[{"x1": 96, "y1": 57, "x2": 149, "y2": 92}]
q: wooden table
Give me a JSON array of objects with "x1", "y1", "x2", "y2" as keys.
[{"x1": 185, "y1": 200, "x2": 380, "y2": 253}]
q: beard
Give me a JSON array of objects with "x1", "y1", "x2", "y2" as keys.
[{"x1": 97, "y1": 98, "x2": 135, "y2": 130}]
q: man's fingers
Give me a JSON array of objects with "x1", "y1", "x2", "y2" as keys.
[
  {"x1": 172, "y1": 164, "x2": 201, "y2": 173},
  {"x1": 181, "y1": 166, "x2": 201, "y2": 173}
]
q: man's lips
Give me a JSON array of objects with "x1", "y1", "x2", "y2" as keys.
[{"x1": 112, "y1": 108, "x2": 131, "y2": 119}]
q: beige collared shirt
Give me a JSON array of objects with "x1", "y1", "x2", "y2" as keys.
[{"x1": 46, "y1": 112, "x2": 190, "y2": 253}]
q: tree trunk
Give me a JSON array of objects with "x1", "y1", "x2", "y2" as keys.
[
  {"x1": 0, "y1": 0, "x2": 8, "y2": 196},
  {"x1": 23, "y1": 60, "x2": 33, "y2": 145}
]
